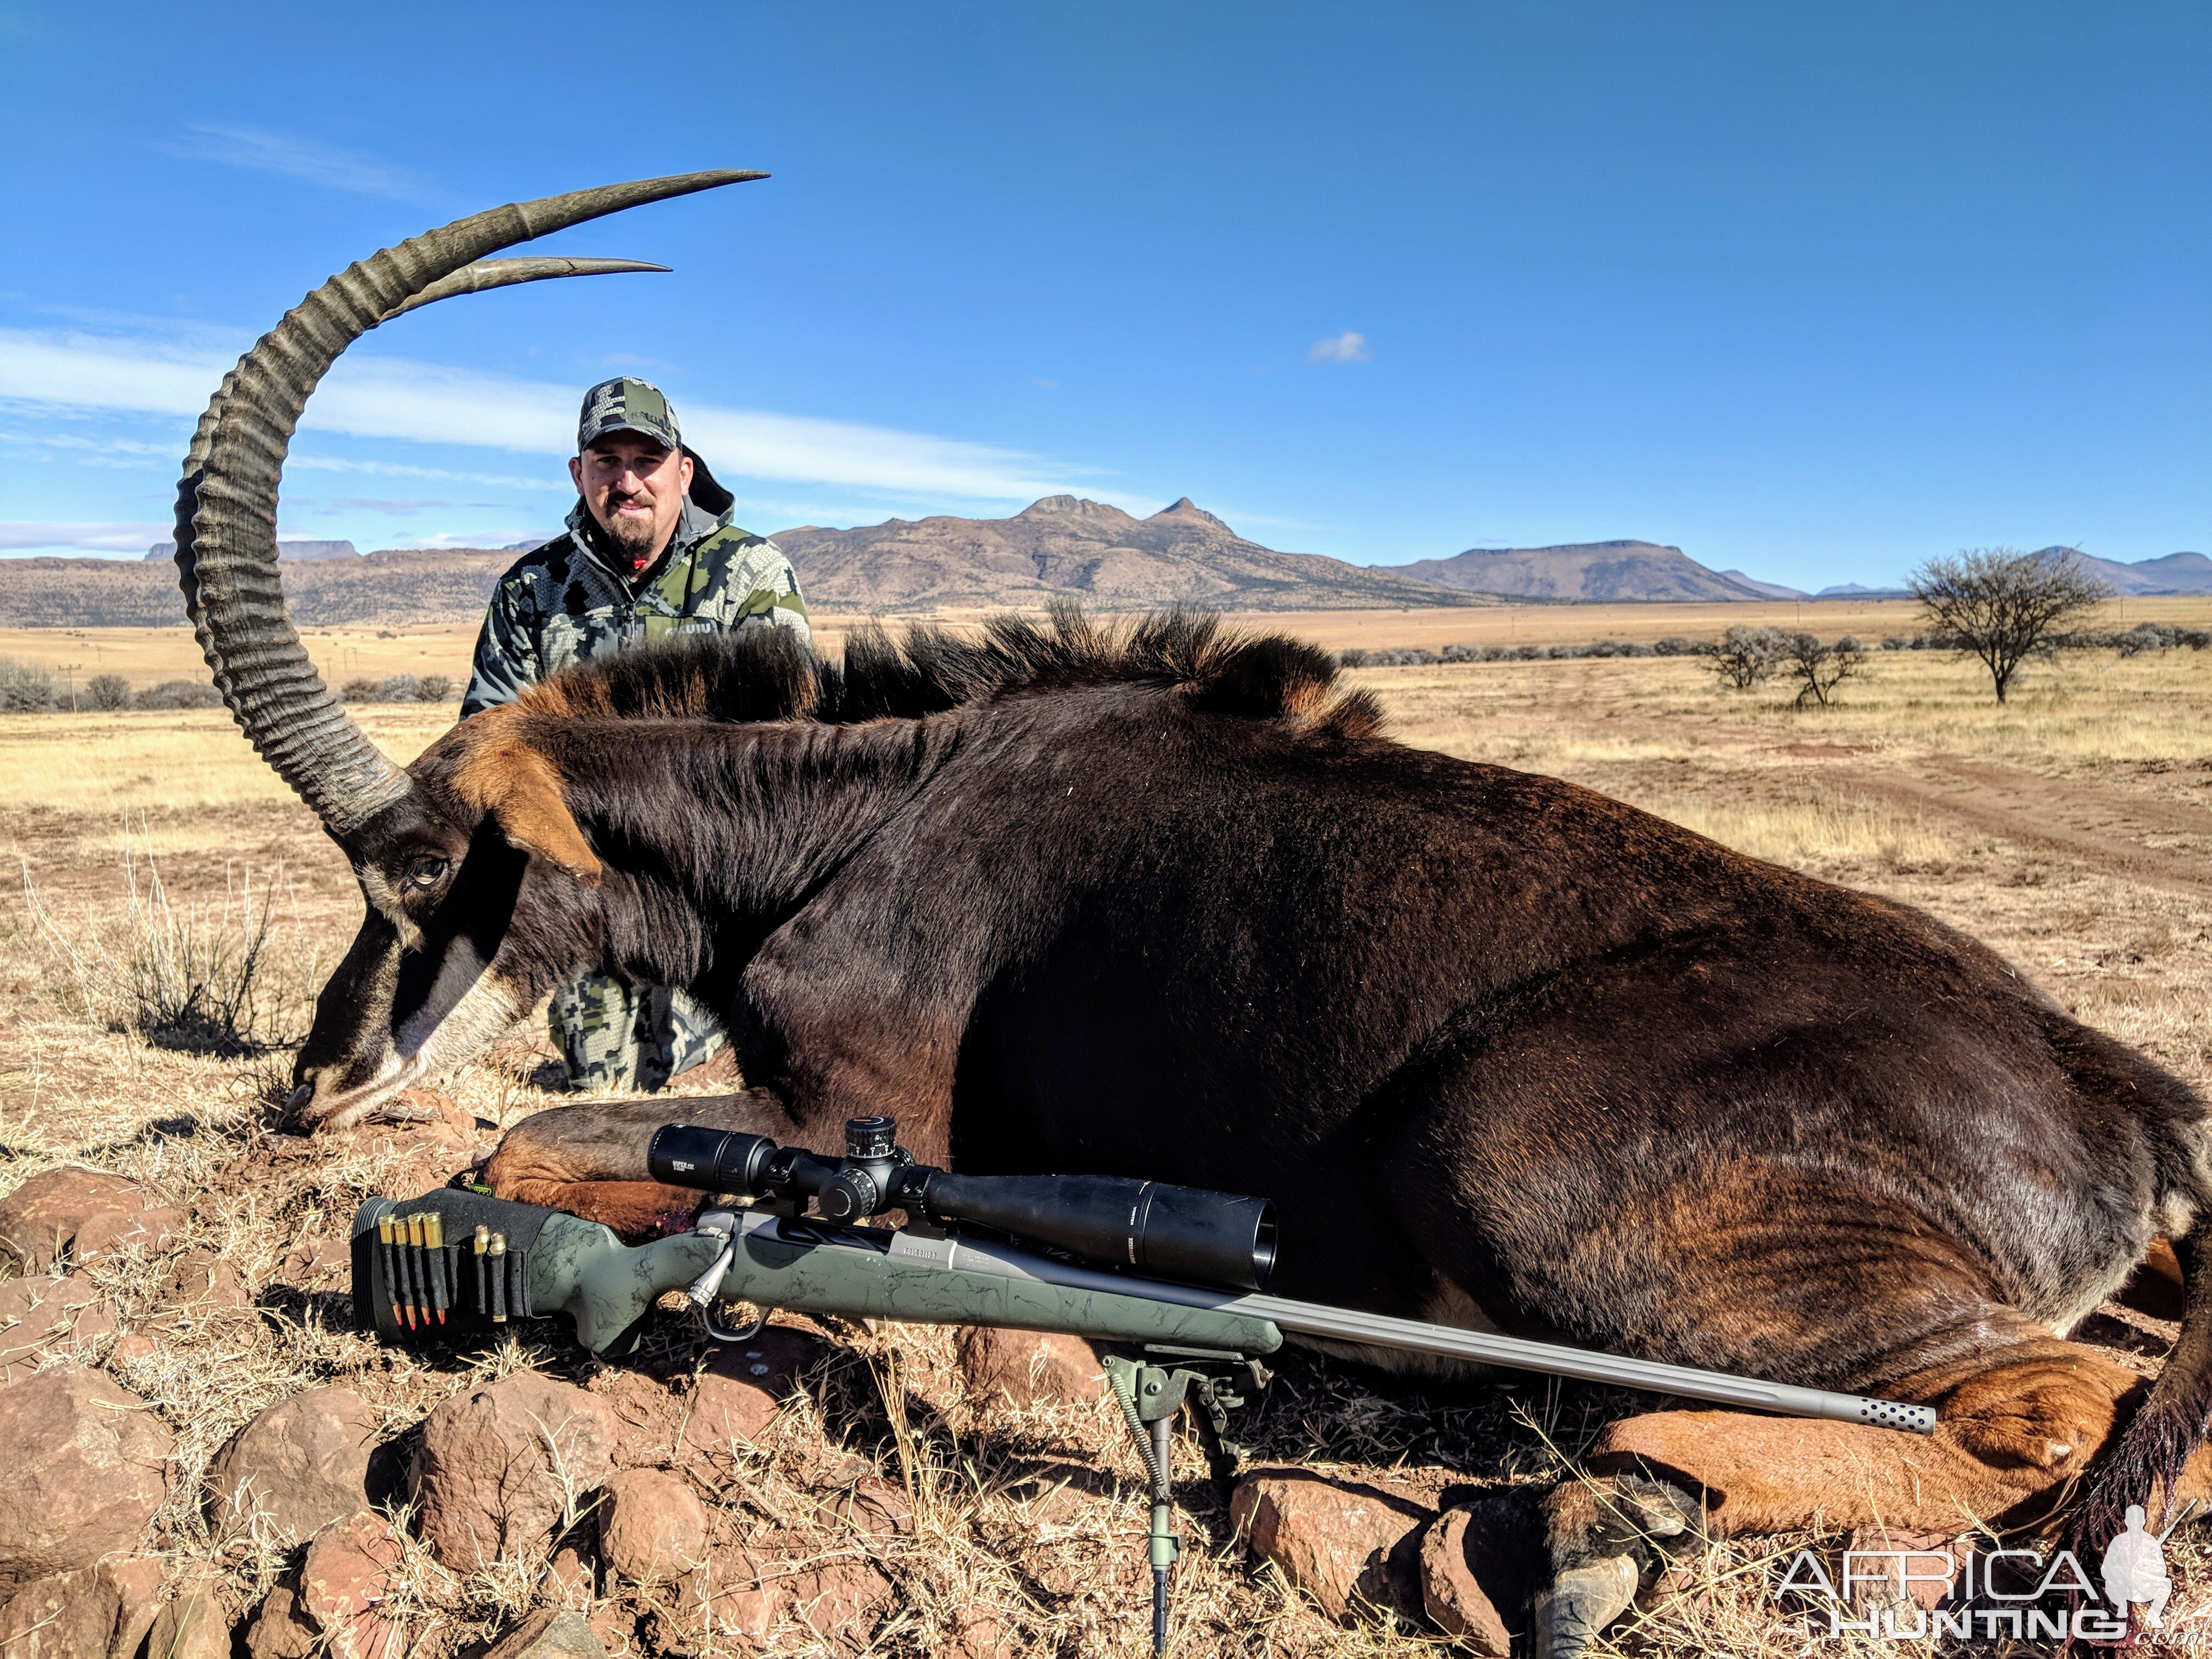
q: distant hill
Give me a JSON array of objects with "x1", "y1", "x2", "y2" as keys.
[
  {"x1": 772, "y1": 496, "x2": 1495, "y2": 612},
  {"x1": 2057, "y1": 548, "x2": 2212, "y2": 595},
  {"x1": 1718, "y1": 568, "x2": 1810, "y2": 600},
  {"x1": 1, "y1": 549, "x2": 513, "y2": 627},
  {"x1": 143, "y1": 539, "x2": 359, "y2": 562},
  {"x1": 1386, "y1": 540, "x2": 1785, "y2": 602}
]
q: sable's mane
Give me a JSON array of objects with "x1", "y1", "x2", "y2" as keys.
[{"x1": 518, "y1": 605, "x2": 1385, "y2": 738}]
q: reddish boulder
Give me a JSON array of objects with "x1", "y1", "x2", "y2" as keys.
[
  {"x1": 144, "y1": 1569, "x2": 230, "y2": 1659},
  {"x1": 208, "y1": 1387, "x2": 381, "y2": 1545},
  {"x1": 592, "y1": 1368, "x2": 686, "y2": 1469},
  {"x1": 481, "y1": 1606, "x2": 605, "y2": 1659},
  {"x1": 155, "y1": 1251, "x2": 253, "y2": 1325},
  {"x1": 1419, "y1": 1497, "x2": 1539, "y2": 1655},
  {"x1": 411, "y1": 1373, "x2": 615, "y2": 1570},
  {"x1": 1230, "y1": 1468, "x2": 1431, "y2": 1622},
  {"x1": 0, "y1": 1170, "x2": 177, "y2": 1273},
  {"x1": 0, "y1": 1367, "x2": 173, "y2": 1596},
  {"x1": 667, "y1": 1548, "x2": 893, "y2": 1651},
  {"x1": 0, "y1": 1556, "x2": 163, "y2": 1659},
  {"x1": 678, "y1": 1327, "x2": 827, "y2": 1463},
  {"x1": 298, "y1": 1510, "x2": 405, "y2": 1659},
  {"x1": 956, "y1": 1326, "x2": 1104, "y2": 1409},
  {"x1": 599, "y1": 1469, "x2": 707, "y2": 1583},
  {"x1": 245, "y1": 1587, "x2": 319, "y2": 1659},
  {"x1": 0, "y1": 1274, "x2": 113, "y2": 1386}
]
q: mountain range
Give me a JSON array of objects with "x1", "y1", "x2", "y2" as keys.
[
  {"x1": 3, "y1": 509, "x2": 2199, "y2": 628},
  {"x1": 774, "y1": 496, "x2": 1494, "y2": 611},
  {"x1": 1388, "y1": 540, "x2": 1785, "y2": 603}
]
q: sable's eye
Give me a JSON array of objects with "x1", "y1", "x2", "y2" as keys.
[{"x1": 404, "y1": 856, "x2": 449, "y2": 889}]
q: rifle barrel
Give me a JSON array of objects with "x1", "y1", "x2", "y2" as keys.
[{"x1": 905, "y1": 1228, "x2": 1936, "y2": 1435}]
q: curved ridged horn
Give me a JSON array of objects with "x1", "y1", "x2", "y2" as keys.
[
  {"x1": 382, "y1": 256, "x2": 672, "y2": 322},
  {"x1": 174, "y1": 170, "x2": 765, "y2": 839}
]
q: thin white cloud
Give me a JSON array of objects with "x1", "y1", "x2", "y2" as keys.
[
  {"x1": 0, "y1": 328, "x2": 1088, "y2": 504},
  {"x1": 284, "y1": 455, "x2": 565, "y2": 492},
  {"x1": 0, "y1": 521, "x2": 167, "y2": 551},
  {"x1": 1307, "y1": 330, "x2": 1373, "y2": 365},
  {"x1": 162, "y1": 125, "x2": 431, "y2": 200}
]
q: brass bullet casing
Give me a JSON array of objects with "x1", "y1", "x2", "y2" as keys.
[
  {"x1": 424, "y1": 1211, "x2": 448, "y2": 1323},
  {"x1": 489, "y1": 1231, "x2": 509, "y2": 1322},
  {"x1": 376, "y1": 1211, "x2": 401, "y2": 1324},
  {"x1": 405, "y1": 1212, "x2": 427, "y2": 1328},
  {"x1": 474, "y1": 1224, "x2": 490, "y2": 1321}
]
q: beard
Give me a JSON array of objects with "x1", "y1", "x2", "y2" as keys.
[{"x1": 601, "y1": 501, "x2": 662, "y2": 562}]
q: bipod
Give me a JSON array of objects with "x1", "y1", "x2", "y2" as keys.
[{"x1": 1103, "y1": 1346, "x2": 1272, "y2": 1655}]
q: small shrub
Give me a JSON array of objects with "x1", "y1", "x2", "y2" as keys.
[
  {"x1": 341, "y1": 676, "x2": 379, "y2": 702},
  {"x1": 414, "y1": 673, "x2": 453, "y2": 702},
  {"x1": 87, "y1": 672, "x2": 133, "y2": 710},
  {"x1": 134, "y1": 680, "x2": 223, "y2": 710},
  {"x1": 0, "y1": 657, "x2": 55, "y2": 712},
  {"x1": 1779, "y1": 633, "x2": 1866, "y2": 709},
  {"x1": 1880, "y1": 636, "x2": 1907, "y2": 651},
  {"x1": 377, "y1": 674, "x2": 424, "y2": 702},
  {"x1": 1652, "y1": 636, "x2": 1699, "y2": 657},
  {"x1": 1709, "y1": 625, "x2": 1790, "y2": 690}
]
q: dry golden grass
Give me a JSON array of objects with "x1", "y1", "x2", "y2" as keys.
[{"x1": 8, "y1": 629, "x2": 2212, "y2": 1656}]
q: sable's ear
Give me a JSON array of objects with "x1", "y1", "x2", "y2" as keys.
[{"x1": 448, "y1": 723, "x2": 603, "y2": 887}]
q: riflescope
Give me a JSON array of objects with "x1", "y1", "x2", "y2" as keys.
[{"x1": 646, "y1": 1115, "x2": 1278, "y2": 1292}]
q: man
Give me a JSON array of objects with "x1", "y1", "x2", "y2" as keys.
[{"x1": 462, "y1": 376, "x2": 810, "y2": 1092}]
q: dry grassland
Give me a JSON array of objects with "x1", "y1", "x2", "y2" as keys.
[{"x1": 4, "y1": 621, "x2": 2212, "y2": 1656}]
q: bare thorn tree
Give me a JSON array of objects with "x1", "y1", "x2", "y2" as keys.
[
  {"x1": 1781, "y1": 633, "x2": 1865, "y2": 709},
  {"x1": 1909, "y1": 548, "x2": 2111, "y2": 703},
  {"x1": 1709, "y1": 625, "x2": 1788, "y2": 690}
]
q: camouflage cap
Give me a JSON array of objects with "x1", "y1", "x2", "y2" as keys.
[{"x1": 578, "y1": 376, "x2": 681, "y2": 453}]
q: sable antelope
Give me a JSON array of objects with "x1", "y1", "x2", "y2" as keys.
[{"x1": 178, "y1": 174, "x2": 2212, "y2": 1653}]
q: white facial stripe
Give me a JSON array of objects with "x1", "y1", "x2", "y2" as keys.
[{"x1": 395, "y1": 936, "x2": 524, "y2": 1074}]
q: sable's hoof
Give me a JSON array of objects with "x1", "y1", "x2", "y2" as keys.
[{"x1": 1531, "y1": 1556, "x2": 1639, "y2": 1659}]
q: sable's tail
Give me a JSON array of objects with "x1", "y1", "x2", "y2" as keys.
[{"x1": 2075, "y1": 1226, "x2": 2212, "y2": 1548}]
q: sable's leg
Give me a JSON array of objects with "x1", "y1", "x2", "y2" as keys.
[{"x1": 481, "y1": 1088, "x2": 795, "y2": 1234}]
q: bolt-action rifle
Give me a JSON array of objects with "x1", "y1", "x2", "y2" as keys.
[{"x1": 354, "y1": 1115, "x2": 1934, "y2": 1652}]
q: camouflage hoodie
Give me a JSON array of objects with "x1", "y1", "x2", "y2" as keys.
[{"x1": 460, "y1": 496, "x2": 810, "y2": 717}]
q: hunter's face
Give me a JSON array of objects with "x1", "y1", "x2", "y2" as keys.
[{"x1": 570, "y1": 435, "x2": 693, "y2": 566}]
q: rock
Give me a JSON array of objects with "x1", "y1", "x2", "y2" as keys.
[
  {"x1": 411, "y1": 1372, "x2": 615, "y2": 1570},
  {"x1": 956, "y1": 1325, "x2": 1103, "y2": 1409},
  {"x1": 947, "y1": 1606, "x2": 1008, "y2": 1659},
  {"x1": 0, "y1": 1367, "x2": 173, "y2": 1596},
  {"x1": 0, "y1": 1171, "x2": 177, "y2": 1273},
  {"x1": 592, "y1": 1368, "x2": 686, "y2": 1469},
  {"x1": 0, "y1": 1557, "x2": 163, "y2": 1659},
  {"x1": 106, "y1": 1333, "x2": 160, "y2": 1370},
  {"x1": 669, "y1": 1550, "x2": 893, "y2": 1650},
  {"x1": 1230, "y1": 1467, "x2": 1430, "y2": 1622},
  {"x1": 275, "y1": 1234, "x2": 349, "y2": 1292},
  {"x1": 245, "y1": 1587, "x2": 319, "y2": 1659},
  {"x1": 144, "y1": 1570, "x2": 230, "y2": 1659},
  {"x1": 482, "y1": 1606, "x2": 604, "y2": 1659},
  {"x1": 1419, "y1": 1497, "x2": 1540, "y2": 1655},
  {"x1": 583, "y1": 1602, "x2": 635, "y2": 1656},
  {"x1": 0, "y1": 1274, "x2": 113, "y2": 1386},
  {"x1": 599, "y1": 1469, "x2": 707, "y2": 1583},
  {"x1": 155, "y1": 1252, "x2": 253, "y2": 1327},
  {"x1": 678, "y1": 1327, "x2": 827, "y2": 1463},
  {"x1": 209, "y1": 1387, "x2": 381, "y2": 1545},
  {"x1": 298, "y1": 1510, "x2": 404, "y2": 1659}
]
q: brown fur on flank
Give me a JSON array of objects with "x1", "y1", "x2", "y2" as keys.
[{"x1": 295, "y1": 606, "x2": 2212, "y2": 1615}]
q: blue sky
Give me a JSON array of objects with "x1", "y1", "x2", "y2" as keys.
[{"x1": 0, "y1": 2, "x2": 2203, "y2": 589}]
